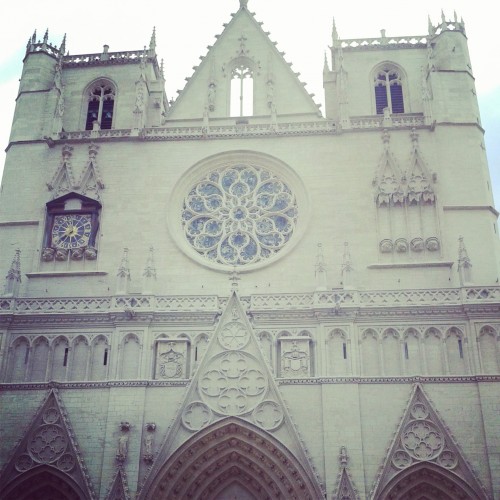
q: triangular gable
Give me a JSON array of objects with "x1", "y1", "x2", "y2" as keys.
[
  {"x1": 105, "y1": 467, "x2": 131, "y2": 500},
  {"x1": 406, "y1": 129, "x2": 435, "y2": 204},
  {"x1": 47, "y1": 145, "x2": 77, "y2": 198},
  {"x1": 0, "y1": 389, "x2": 96, "y2": 500},
  {"x1": 373, "y1": 130, "x2": 404, "y2": 206},
  {"x1": 168, "y1": 3, "x2": 320, "y2": 120},
  {"x1": 139, "y1": 291, "x2": 324, "y2": 498},
  {"x1": 369, "y1": 384, "x2": 489, "y2": 499},
  {"x1": 79, "y1": 144, "x2": 105, "y2": 200},
  {"x1": 333, "y1": 447, "x2": 360, "y2": 500}
]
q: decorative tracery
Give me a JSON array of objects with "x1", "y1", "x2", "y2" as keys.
[{"x1": 182, "y1": 163, "x2": 298, "y2": 267}]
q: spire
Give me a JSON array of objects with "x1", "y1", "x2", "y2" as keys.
[
  {"x1": 315, "y1": 243, "x2": 328, "y2": 291},
  {"x1": 341, "y1": 242, "x2": 353, "y2": 289},
  {"x1": 4, "y1": 249, "x2": 21, "y2": 297},
  {"x1": 116, "y1": 248, "x2": 131, "y2": 294},
  {"x1": 332, "y1": 17, "x2": 339, "y2": 42},
  {"x1": 43, "y1": 28, "x2": 49, "y2": 45},
  {"x1": 323, "y1": 51, "x2": 330, "y2": 73},
  {"x1": 427, "y1": 15, "x2": 435, "y2": 36},
  {"x1": 59, "y1": 33, "x2": 66, "y2": 55},
  {"x1": 142, "y1": 247, "x2": 157, "y2": 294},
  {"x1": 149, "y1": 26, "x2": 156, "y2": 52},
  {"x1": 31, "y1": 29, "x2": 37, "y2": 44},
  {"x1": 457, "y1": 236, "x2": 472, "y2": 286}
]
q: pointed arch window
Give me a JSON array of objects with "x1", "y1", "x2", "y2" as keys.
[
  {"x1": 230, "y1": 64, "x2": 253, "y2": 117},
  {"x1": 374, "y1": 66, "x2": 404, "y2": 114},
  {"x1": 85, "y1": 82, "x2": 115, "y2": 130}
]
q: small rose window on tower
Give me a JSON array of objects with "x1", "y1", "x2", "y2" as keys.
[
  {"x1": 85, "y1": 81, "x2": 116, "y2": 130},
  {"x1": 230, "y1": 64, "x2": 254, "y2": 117},
  {"x1": 374, "y1": 66, "x2": 404, "y2": 114}
]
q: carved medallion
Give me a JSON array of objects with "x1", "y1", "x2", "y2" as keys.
[
  {"x1": 218, "y1": 321, "x2": 249, "y2": 350},
  {"x1": 253, "y1": 400, "x2": 283, "y2": 431},
  {"x1": 15, "y1": 454, "x2": 34, "y2": 472},
  {"x1": 28, "y1": 424, "x2": 67, "y2": 464},
  {"x1": 182, "y1": 401, "x2": 213, "y2": 431},
  {"x1": 401, "y1": 420, "x2": 444, "y2": 460},
  {"x1": 199, "y1": 351, "x2": 267, "y2": 416}
]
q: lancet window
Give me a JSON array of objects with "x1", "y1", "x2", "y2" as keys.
[
  {"x1": 230, "y1": 64, "x2": 254, "y2": 117},
  {"x1": 374, "y1": 66, "x2": 404, "y2": 114},
  {"x1": 85, "y1": 81, "x2": 116, "y2": 130}
]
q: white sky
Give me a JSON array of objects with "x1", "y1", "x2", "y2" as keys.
[{"x1": 0, "y1": 0, "x2": 498, "y2": 206}]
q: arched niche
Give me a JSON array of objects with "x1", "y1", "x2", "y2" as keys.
[
  {"x1": 142, "y1": 418, "x2": 322, "y2": 500},
  {"x1": 120, "y1": 333, "x2": 141, "y2": 379},
  {"x1": 361, "y1": 329, "x2": 380, "y2": 376},
  {"x1": 328, "y1": 329, "x2": 348, "y2": 376},
  {"x1": 8, "y1": 336, "x2": 30, "y2": 383},
  {"x1": 30, "y1": 336, "x2": 50, "y2": 382},
  {"x1": 382, "y1": 328, "x2": 401, "y2": 376},
  {"x1": 378, "y1": 462, "x2": 485, "y2": 500},
  {"x1": 478, "y1": 326, "x2": 498, "y2": 374}
]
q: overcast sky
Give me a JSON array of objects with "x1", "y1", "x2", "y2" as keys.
[{"x1": 0, "y1": 0, "x2": 498, "y2": 208}]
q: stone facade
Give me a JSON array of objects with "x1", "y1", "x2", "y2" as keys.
[{"x1": 0, "y1": 2, "x2": 499, "y2": 499}]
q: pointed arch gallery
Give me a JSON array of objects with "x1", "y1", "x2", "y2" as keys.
[{"x1": 141, "y1": 417, "x2": 322, "y2": 500}]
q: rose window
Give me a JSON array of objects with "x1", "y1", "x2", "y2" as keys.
[{"x1": 181, "y1": 164, "x2": 298, "y2": 266}]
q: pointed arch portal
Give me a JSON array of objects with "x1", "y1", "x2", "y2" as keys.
[
  {"x1": 143, "y1": 418, "x2": 322, "y2": 500},
  {"x1": 379, "y1": 462, "x2": 485, "y2": 500},
  {"x1": 1, "y1": 466, "x2": 87, "y2": 500}
]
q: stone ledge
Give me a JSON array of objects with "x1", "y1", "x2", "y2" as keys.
[
  {"x1": 368, "y1": 261, "x2": 454, "y2": 269},
  {"x1": 26, "y1": 271, "x2": 108, "y2": 278},
  {"x1": 0, "y1": 220, "x2": 39, "y2": 227}
]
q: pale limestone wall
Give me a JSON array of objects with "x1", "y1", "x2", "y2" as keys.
[
  {"x1": 1, "y1": 126, "x2": 497, "y2": 297},
  {"x1": 1, "y1": 383, "x2": 497, "y2": 498}
]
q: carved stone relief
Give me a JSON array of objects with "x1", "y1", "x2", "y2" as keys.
[
  {"x1": 280, "y1": 337, "x2": 311, "y2": 377},
  {"x1": 181, "y1": 401, "x2": 213, "y2": 431},
  {"x1": 155, "y1": 340, "x2": 188, "y2": 379},
  {"x1": 252, "y1": 400, "x2": 283, "y2": 431},
  {"x1": 199, "y1": 351, "x2": 267, "y2": 416}
]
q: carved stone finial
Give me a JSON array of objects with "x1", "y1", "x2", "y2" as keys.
[
  {"x1": 239, "y1": 0, "x2": 248, "y2": 8},
  {"x1": 4, "y1": 249, "x2": 21, "y2": 297},
  {"x1": 315, "y1": 243, "x2": 327, "y2": 291},
  {"x1": 149, "y1": 26, "x2": 156, "y2": 51},
  {"x1": 341, "y1": 242, "x2": 353, "y2": 289},
  {"x1": 142, "y1": 247, "x2": 157, "y2": 294},
  {"x1": 116, "y1": 248, "x2": 131, "y2": 294},
  {"x1": 43, "y1": 28, "x2": 49, "y2": 44},
  {"x1": 59, "y1": 34, "x2": 66, "y2": 56},
  {"x1": 339, "y1": 446, "x2": 349, "y2": 466},
  {"x1": 31, "y1": 30, "x2": 37, "y2": 44},
  {"x1": 458, "y1": 236, "x2": 472, "y2": 285},
  {"x1": 229, "y1": 267, "x2": 240, "y2": 290}
]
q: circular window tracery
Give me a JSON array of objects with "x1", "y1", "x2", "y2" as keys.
[{"x1": 181, "y1": 163, "x2": 298, "y2": 267}]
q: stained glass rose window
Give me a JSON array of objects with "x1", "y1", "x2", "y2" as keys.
[{"x1": 181, "y1": 164, "x2": 298, "y2": 266}]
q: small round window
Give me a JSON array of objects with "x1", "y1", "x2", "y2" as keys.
[{"x1": 181, "y1": 163, "x2": 298, "y2": 267}]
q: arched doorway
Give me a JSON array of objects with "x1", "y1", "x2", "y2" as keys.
[
  {"x1": 142, "y1": 417, "x2": 322, "y2": 500},
  {"x1": 1, "y1": 466, "x2": 88, "y2": 500},
  {"x1": 378, "y1": 462, "x2": 486, "y2": 500}
]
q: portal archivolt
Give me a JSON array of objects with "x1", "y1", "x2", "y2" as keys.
[{"x1": 143, "y1": 417, "x2": 321, "y2": 500}]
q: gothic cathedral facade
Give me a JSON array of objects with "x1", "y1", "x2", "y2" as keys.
[{"x1": 0, "y1": 2, "x2": 499, "y2": 499}]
